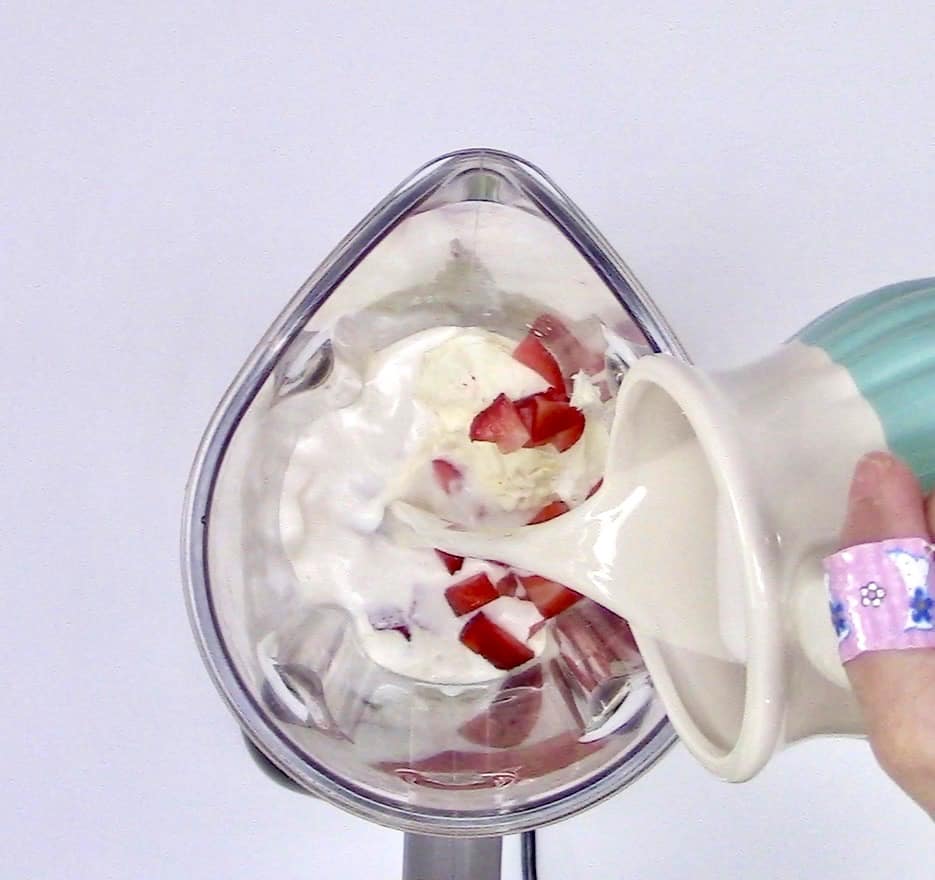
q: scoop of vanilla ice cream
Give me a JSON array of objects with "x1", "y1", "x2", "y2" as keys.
[
  {"x1": 453, "y1": 442, "x2": 562, "y2": 511},
  {"x1": 415, "y1": 329, "x2": 548, "y2": 423},
  {"x1": 395, "y1": 329, "x2": 610, "y2": 519}
]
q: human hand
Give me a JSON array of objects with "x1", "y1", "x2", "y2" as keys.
[{"x1": 837, "y1": 451, "x2": 935, "y2": 816}]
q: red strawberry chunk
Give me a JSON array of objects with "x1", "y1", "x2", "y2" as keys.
[
  {"x1": 514, "y1": 387, "x2": 567, "y2": 431},
  {"x1": 571, "y1": 600, "x2": 640, "y2": 657},
  {"x1": 469, "y1": 394, "x2": 531, "y2": 453},
  {"x1": 531, "y1": 313, "x2": 572, "y2": 341},
  {"x1": 531, "y1": 313, "x2": 606, "y2": 376},
  {"x1": 586, "y1": 478, "x2": 604, "y2": 499},
  {"x1": 532, "y1": 400, "x2": 584, "y2": 448},
  {"x1": 548, "y1": 415, "x2": 586, "y2": 452},
  {"x1": 458, "y1": 687, "x2": 542, "y2": 748},
  {"x1": 554, "y1": 600, "x2": 642, "y2": 696},
  {"x1": 528, "y1": 500, "x2": 569, "y2": 524},
  {"x1": 504, "y1": 664, "x2": 544, "y2": 689},
  {"x1": 458, "y1": 664, "x2": 544, "y2": 748},
  {"x1": 519, "y1": 574, "x2": 583, "y2": 618},
  {"x1": 514, "y1": 393, "x2": 585, "y2": 452},
  {"x1": 435, "y1": 549, "x2": 465, "y2": 575},
  {"x1": 445, "y1": 572, "x2": 499, "y2": 616},
  {"x1": 459, "y1": 612, "x2": 535, "y2": 670},
  {"x1": 512, "y1": 333, "x2": 567, "y2": 394},
  {"x1": 495, "y1": 572, "x2": 521, "y2": 597},
  {"x1": 368, "y1": 606, "x2": 412, "y2": 641},
  {"x1": 432, "y1": 459, "x2": 463, "y2": 494}
]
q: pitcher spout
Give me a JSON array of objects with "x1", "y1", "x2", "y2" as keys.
[{"x1": 607, "y1": 354, "x2": 786, "y2": 781}]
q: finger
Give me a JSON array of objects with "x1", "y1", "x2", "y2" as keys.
[
  {"x1": 927, "y1": 490, "x2": 935, "y2": 537},
  {"x1": 839, "y1": 451, "x2": 928, "y2": 547},
  {"x1": 836, "y1": 451, "x2": 935, "y2": 815}
]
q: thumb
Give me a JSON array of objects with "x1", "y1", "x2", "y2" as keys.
[
  {"x1": 837, "y1": 451, "x2": 935, "y2": 815},
  {"x1": 839, "y1": 451, "x2": 929, "y2": 544}
]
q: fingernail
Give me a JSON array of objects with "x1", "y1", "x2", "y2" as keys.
[
  {"x1": 851, "y1": 452, "x2": 892, "y2": 502},
  {"x1": 841, "y1": 452, "x2": 926, "y2": 546}
]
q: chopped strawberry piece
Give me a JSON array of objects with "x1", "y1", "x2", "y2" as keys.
[
  {"x1": 512, "y1": 333, "x2": 567, "y2": 394},
  {"x1": 548, "y1": 657, "x2": 586, "y2": 728},
  {"x1": 528, "y1": 500, "x2": 569, "y2": 524},
  {"x1": 554, "y1": 600, "x2": 643, "y2": 696},
  {"x1": 573, "y1": 600, "x2": 640, "y2": 657},
  {"x1": 368, "y1": 607, "x2": 412, "y2": 641},
  {"x1": 514, "y1": 393, "x2": 586, "y2": 452},
  {"x1": 586, "y1": 478, "x2": 604, "y2": 499},
  {"x1": 548, "y1": 415, "x2": 586, "y2": 452},
  {"x1": 495, "y1": 572, "x2": 520, "y2": 597},
  {"x1": 514, "y1": 387, "x2": 566, "y2": 431},
  {"x1": 518, "y1": 574, "x2": 583, "y2": 618},
  {"x1": 534, "y1": 401, "x2": 585, "y2": 449},
  {"x1": 578, "y1": 349, "x2": 608, "y2": 376},
  {"x1": 504, "y1": 664, "x2": 544, "y2": 690},
  {"x1": 460, "y1": 612, "x2": 535, "y2": 670},
  {"x1": 432, "y1": 459, "x2": 463, "y2": 494},
  {"x1": 531, "y1": 313, "x2": 571, "y2": 341},
  {"x1": 515, "y1": 402, "x2": 533, "y2": 432},
  {"x1": 458, "y1": 664, "x2": 544, "y2": 748},
  {"x1": 445, "y1": 572, "x2": 499, "y2": 616},
  {"x1": 469, "y1": 394, "x2": 531, "y2": 453},
  {"x1": 531, "y1": 313, "x2": 606, "y2": 376},
  {"x1": 435, "y1": 549, "x2": 465, "y2": 575},
  {"x1": 523, "y1": 386, "x2": 566, "y2": 403},
  {"x1": 458, "y1": 688, "x2": 542, "y2": 749}
]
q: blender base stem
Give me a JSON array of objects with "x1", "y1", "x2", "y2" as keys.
[{"x1": 402, "y1": 832, "x2": 503, "y2": 880}]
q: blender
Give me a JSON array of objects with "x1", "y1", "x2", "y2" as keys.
[{"x1": 182, "y1": 149, "x2": 687, "y2": 877}]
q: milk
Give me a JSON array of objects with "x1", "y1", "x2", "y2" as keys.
[{"x1": 393, "y1": 407, "x2": 746, "y2": 663}]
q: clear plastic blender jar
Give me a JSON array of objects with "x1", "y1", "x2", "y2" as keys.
[{"x1": 182, "y1": 149, "x2": 686, "y2": 871}]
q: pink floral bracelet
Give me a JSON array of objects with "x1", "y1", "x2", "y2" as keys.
[{"x1": 823, "y1": 537, "x2": 935, "y2": 664}]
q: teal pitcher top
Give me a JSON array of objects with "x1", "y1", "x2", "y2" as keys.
[{"x1": 797, "y1": 277, "x2": 935, "y2": 491}]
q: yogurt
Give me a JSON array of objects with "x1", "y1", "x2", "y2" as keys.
[{"x1": 279, "y1": 325, "x2": 610, "y2": 683}]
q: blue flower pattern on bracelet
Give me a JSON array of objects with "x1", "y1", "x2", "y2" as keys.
[
  {"x1": 887, "y1": 550, "x2": 934, "y2": 632},
  {"x1": 829, "y1": 598, "x2": 851, "y2": 642},
  {"x1": 909, "y1": 588, "x2": 934, "y2": 627}
]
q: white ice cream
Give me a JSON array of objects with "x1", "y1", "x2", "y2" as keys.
[{"x1": 279, "y1": 325, "x2": 610, "y2": 683}]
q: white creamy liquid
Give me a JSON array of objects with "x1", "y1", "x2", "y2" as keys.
[
  {"x1": 395, "y1": 420, "x2": 745, "y2": 663},
  {"x1": 279, "y1": 325, "x2": 610, "y2": 683}
]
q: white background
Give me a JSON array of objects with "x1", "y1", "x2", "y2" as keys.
[{"x1": 3, "y1": 3, "x2": 933, "y2": 878}]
